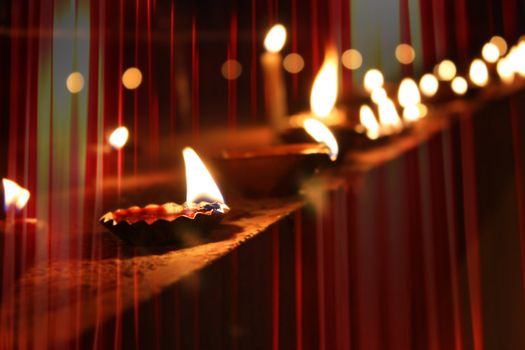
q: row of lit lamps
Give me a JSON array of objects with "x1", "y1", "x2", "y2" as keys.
[{"x1": 356, "y1": 35, "x2": 524, "y2": 140}]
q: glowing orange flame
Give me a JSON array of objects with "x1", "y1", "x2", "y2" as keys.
[
  {"x1": 310, "y1": 51, "x2": 338, "y2": 118},
  {"x1": 497, "y1": 58, "x2": 514, "y2": 84},
  {"x1": 3, "y1": 178, "x2": 30, "y2": 211},
  {"x1": 469, "y1": 59, "x2": 489, "y2": 87},
  {"x1": 363, "y1": 69, "x2": 384, "y2": 93},
  {"x1": 419, "y1": 73, "x2": 439, "y2": 97},
  {"x1": 303, "y1": 118, "x2": 339, "y2": 161},
  {"x1": 359, "y1": 105, "x2": 380, "y2": 140},
  {"x1": 378, "y1": 98, "x2": 402, "y2": 134},
  {"x1": 435, "y1": 60, "x2": 457, "y2": 81},
  {"x1": 183, "y1": 147, "x2": 226, "y2": 204},
  {"x1": 109, "y1": 126, "x2": 129, "y2": 150},
  {"x1": 398, "y1": 78, "x2": 421, "y2": 108},
  {"x1": 264, "y1": 24, "x2": 287, "y2": 53},
  {"x1": 451, "y1": 76, "x2": 468, "y2": 95}
]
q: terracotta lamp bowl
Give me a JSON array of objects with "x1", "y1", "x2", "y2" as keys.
[{"x1": 216, "y1": 143, "x2": 332, "y2": 198}]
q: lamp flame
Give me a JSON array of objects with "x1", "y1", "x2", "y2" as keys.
[
  {"x1": 363, "y1": 69, "x2": 384, "y2": 93},
  {"x1": 303, "y1": 118, "x2": 339, "y2": 161},
  {"x1": 3, "y1": 178, "x2": 30, "y2": 211},
  {"x1": 469, "y1": 59, "x2": 489, "y2": 87},
  {"x1": 451, "y1": 76, "x2": 468, "y2": 95},
  {"x1": 264, "y1": 24, "x2": 287, "y2": 53},
  {"x1": 419, "y1": 73, "x2": 439, "y2": 97},
  {"x1": 310, "y1": 52, "x2": 338, "y2": 118},
  {"x1": 183, "y1": 147, "x2": 225, "y2": 204},
  {"x1": 359, "y1": 105, "x2": 380, "y2": 140},
  {"x1": 378, "y1": 98, "x2": 402, "y2": 134},
  {"x1": 398, "y1": 78, "x2": 421, "y2": 108},
  {"x1": 435, "y1": 60, "x2": 457, "y2": 81},
  {"x1": 109, "y1": 126, "x2": 129, "y2": 149},
  {"x1": 497, "y1": 58, "x2": 514, "y2": 84}
]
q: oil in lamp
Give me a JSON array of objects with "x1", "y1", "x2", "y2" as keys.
[{"x1": 100, "y1": 147, "x2": 229, "y2": 246}]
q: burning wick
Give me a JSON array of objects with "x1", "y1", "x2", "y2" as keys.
[
  {"x1": 109, "y1": 126, "x2": 129, "y2": 150},
  {"x1": 3, "y1": 178, "x2": 30, "y2": 211},
  {"x1": 303, "y1": 118, "x2": 339, "y2": 161}
]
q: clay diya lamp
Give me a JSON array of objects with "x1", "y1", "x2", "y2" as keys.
[
  {"x1": 217, "y1": 140, "x2": 334, "y2": 198},
  {"x1": 100, "y1": 147, "x2": 230, "y2": 246}
]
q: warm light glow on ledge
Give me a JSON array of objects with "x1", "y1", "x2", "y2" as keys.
[
  {"x1": 109, "y1": 126, "x2": 129, "y2": 149},
  {"x1": 398, "y1": 78, "x2": 420, "y2": 108},
  {"x1": 359, "y1": 105, "x2": 380, "y2": 140},
  {"x1": 435, "y1": 60, "x2": 457, "y2": 81},
  {"x1": 303, "y1": 118, "x2": 339, "y2": 161},
  {"x1": 419, "y1": 73, "x2": 439, "y2": 97},
  {"x1": 264, "y1": 24, "x2": 287, "y2": 53},
  {"x1": 482, "y1": 42, "x2": 500, "y2": 63},
  {"x1": 183, "y1": 147, "x2": 225, "y2": 204},
  {"x1": 363, "y1": 69, "x2": 384, "y2": 93},
  {"x1": 469, "y1": 59, "x2": 489, "y2": 87},
  {"x1": 310, "y1": 51, "x2": 338, "y2": 118},
  {"x1": 3, "y1": 178, "x2": 30, "y2": 211},
  {"x1": 451, "y1": 76, "x2": 468, "y2": 95}
]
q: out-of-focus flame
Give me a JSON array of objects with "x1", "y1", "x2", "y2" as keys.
[
  {"x1": 490, "y1": 36, "x2": 508, "y2": 56},
  {"x1": 359, "y1": 105, "x2": 380, "y2": 140},
  {"x1": 183, "y1": 147, "x2": 225, "y2": 204},
  {"x1": 3, "y1": 178, "x2": 30, "y2": 211},
  {"x1": 482, "y1": 42, "x2": 500, "y2": 63},
  {"x1": 514, "y1": 43, "x2": 525, "y2": 76},
  {"x1": 310, "y1": 52, "x2": 338, "y2": 118},
  {"x1": 419, "y1": 73, "x2": 439, "y2": 97},
  {"x1": 303, "y1": 118, "x2": 339, "y2": 161},
  {"x1": 398, "y1": 78, "x2": 421, "y2": 108},
  {"x1": 469, "y1": 59, "x2": 489, "y2": 87},
  {"x1": 264, "y1": 24, "x2": 287, "y2": 53},
  {"x1": 435, "y1": 60, "x2": 457, "y2": 81},
  {"x1": 109, "y1": 126, "x2": 129, "y2": 149},
  {"x1": 497, "y1": 57, "x2": 514, "y2": 84},
  {"x1": 371, "y1": 88, "x2": 388, "y2": 104},
  {"x1": 378, "y1": 98, "x2": 402, "y2": 134},
  {"x1": 451, "y1": 76, "x2": 468, "y2": 95},
  {"x1": 363, "y1": 69, "x2": 384, "y2": 93}
]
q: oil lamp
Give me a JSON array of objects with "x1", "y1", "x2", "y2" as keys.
[
  {"x1": 217, "y1": 120, "x2": 338, "y2": 197},
  {"x1": 100, "y1": 147, "x2": 229, "y2": 246},
  {"x1": 261, "y1": 24, "x2": 288, "y2": 132}
]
